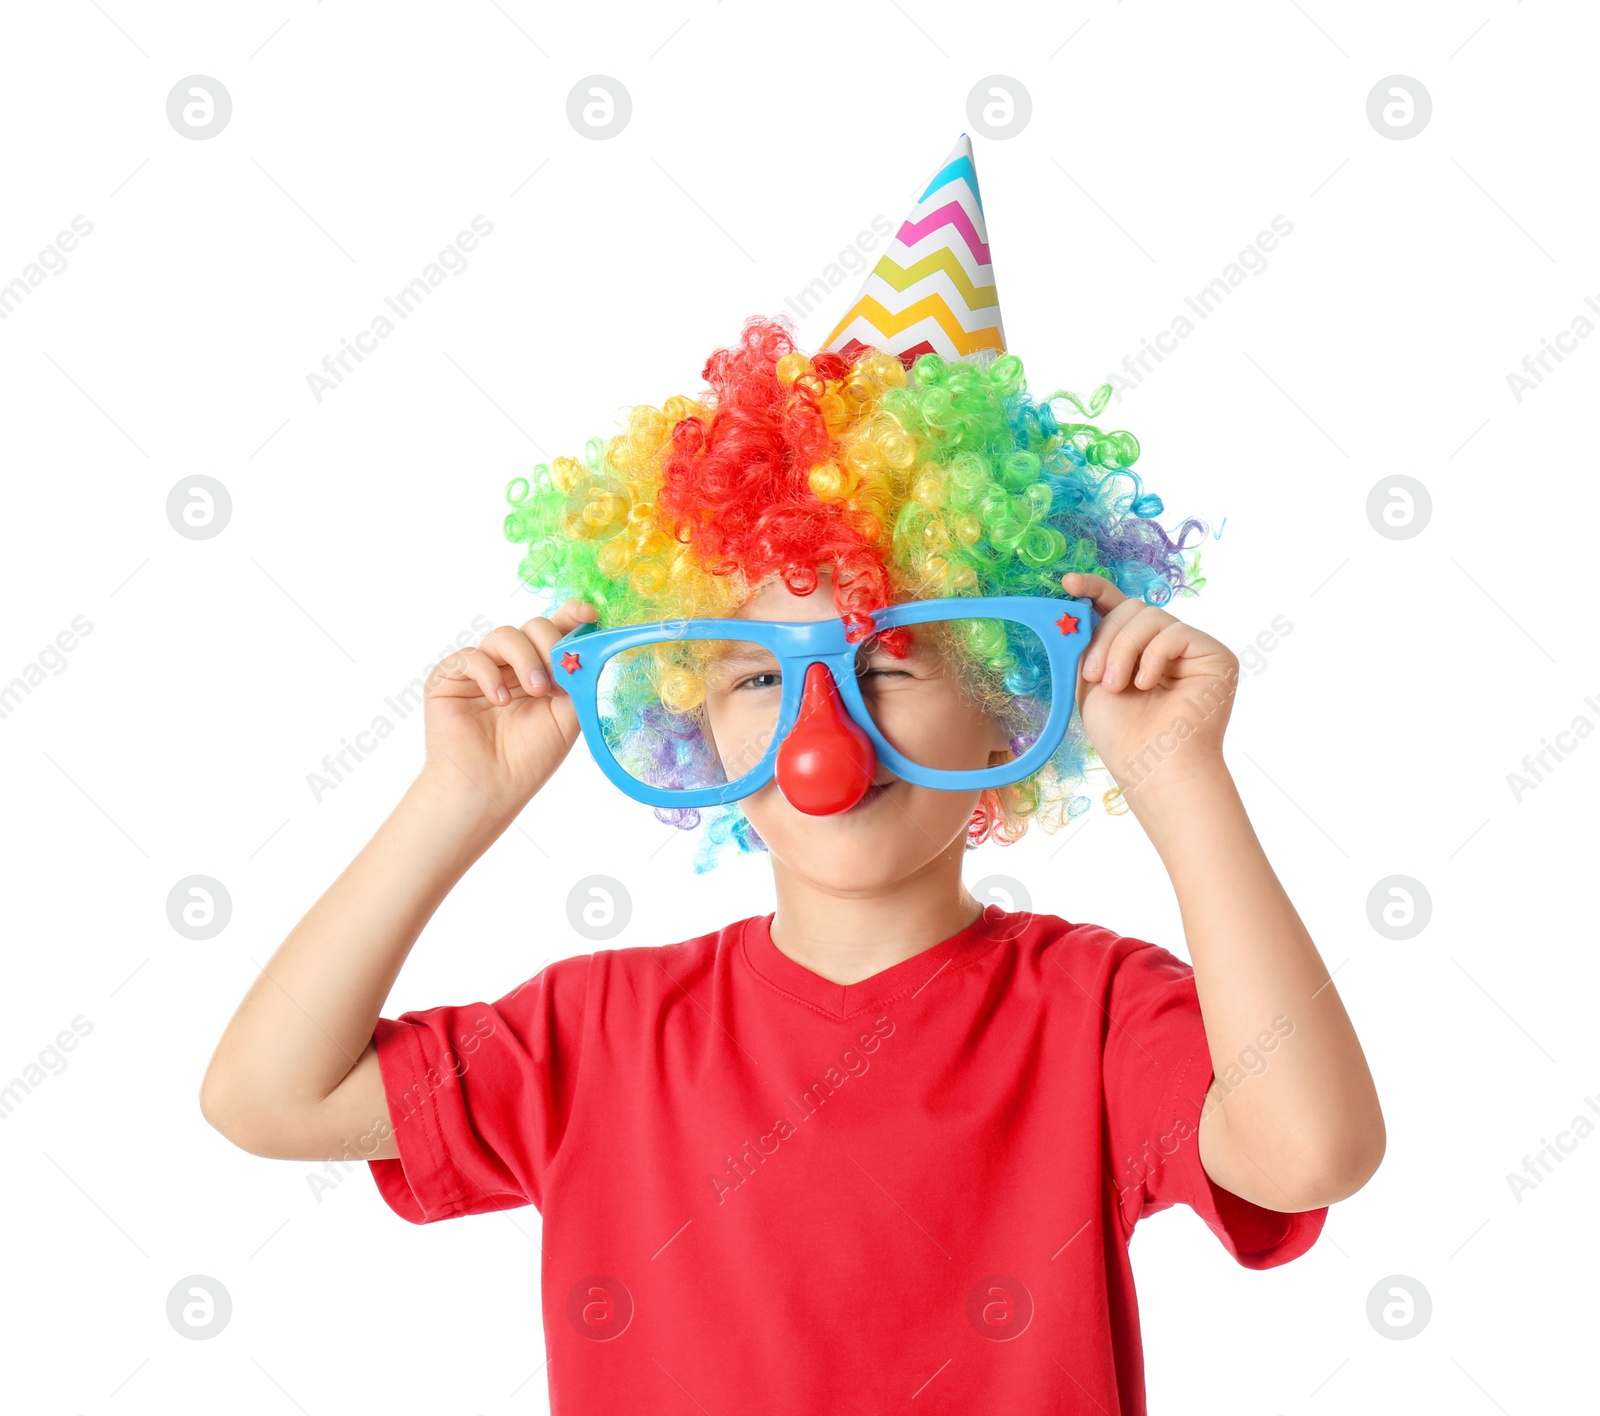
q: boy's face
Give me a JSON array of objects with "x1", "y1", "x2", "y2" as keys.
[{"x1": 702, "y1": 570, "x2": 1011, "y2": 889}]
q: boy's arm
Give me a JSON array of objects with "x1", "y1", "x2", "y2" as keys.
[
  {"x1": 199, "y1": 774, "x2": 507, "y2": 1162},
  {"x1": 1128, "y1": 764, "x2": 1383, "y2": 1211},
  {"x1": 200, "y1": 598, "x2": 597, "y2": 1163},
  {"x1": 1064, "y1": 571, "x2": 1385, "y2": 1213}
]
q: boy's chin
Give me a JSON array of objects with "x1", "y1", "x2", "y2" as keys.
[
  {"x1": 752, "y1": 793, "x2": 977, "y2": 885},
  {"x1": 767, "y1": 841, "x2": 921, "y2": 893}
]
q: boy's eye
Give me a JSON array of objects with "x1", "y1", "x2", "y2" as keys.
[
  {"x1": 730, "y1": 667, "x2": 911, "y2": 691},
  {"x1": 857, "y1": 665, "x2": 913, "y2": 685}
]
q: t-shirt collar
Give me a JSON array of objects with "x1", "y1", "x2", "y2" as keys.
[{"x1": 739, "y1": 904, "x2": 1013, "y2": 1019}]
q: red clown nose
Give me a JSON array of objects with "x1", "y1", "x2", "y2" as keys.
[{"x1": 774, "y1": 663, "x2": 878, "y2": 815}]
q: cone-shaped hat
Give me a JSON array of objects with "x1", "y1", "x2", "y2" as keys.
[{"x1": 821, "y1": 134, "x2": 1005, "y2": 369}]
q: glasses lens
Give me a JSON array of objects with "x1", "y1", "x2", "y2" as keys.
[
  {"x1": 853, "y1": 616, "x2": 1055, "y2": 772},
  {"x1": 596, "y1": 637, "x2": 783, "y2": 793}
]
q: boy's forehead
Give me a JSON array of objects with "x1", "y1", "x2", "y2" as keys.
[
  {"x1": 730, "y1": 571, "x2": 945, "y2": 650},
  {"x1": 736, "y1": 570, "x2": 840, "y2": 622}
]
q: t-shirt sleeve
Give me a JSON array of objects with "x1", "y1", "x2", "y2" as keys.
[
  {"x1": 367, "y1": 955, "x2": 591, "y2": 1224},
  {"x1": 1102, "y1": 941, "x2": 1325, "y2": 1269}
]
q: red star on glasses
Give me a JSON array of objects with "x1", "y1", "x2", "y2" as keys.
[
  {"x1": 1054, "y1": 611, "x2": 1080, "y2": 636},
  {"x1": 560, "y1": 650, "x2": 582, "y2": 674}
]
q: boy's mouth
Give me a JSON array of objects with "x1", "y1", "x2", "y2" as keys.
[{"x1": 841, "y1": 779, "x2": 895, "y2": 813}]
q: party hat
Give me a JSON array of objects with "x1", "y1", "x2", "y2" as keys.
[{"x1": 821, "y1": 134, "x2": 1005, "y2": 369}]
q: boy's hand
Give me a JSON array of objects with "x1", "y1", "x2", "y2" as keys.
[
  {"x1": 1061, "y1": 572, "x2": 1238, "y2": 795},
  {"x1": 419, "y1": 598, "x2": 599, "y2": 811}
]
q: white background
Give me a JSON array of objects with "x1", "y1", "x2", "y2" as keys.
[{"x1": 1, "y1": 1, "x2": 1593, "y2": 1411}]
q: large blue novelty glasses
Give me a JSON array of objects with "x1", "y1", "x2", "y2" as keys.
[{"x1": 548, "y1": 595, "x2": 1099, "y2": 816}]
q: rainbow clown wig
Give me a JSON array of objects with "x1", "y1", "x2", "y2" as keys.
[{"x1": 502, "y1": 138, "x2": 1208, "y2": 873}]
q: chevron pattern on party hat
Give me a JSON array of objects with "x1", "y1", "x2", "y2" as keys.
[{"x1": 822, "y1": 133, "x2": 1006, "y2": 369}]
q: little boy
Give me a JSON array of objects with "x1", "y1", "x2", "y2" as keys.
[{"x1": 201, "y1": 140, "x2": 1383, "y2": 1414}]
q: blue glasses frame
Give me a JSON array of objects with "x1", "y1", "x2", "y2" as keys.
[{"x1": 548, "y1": 595, "x2": 1100, "y2": 809}]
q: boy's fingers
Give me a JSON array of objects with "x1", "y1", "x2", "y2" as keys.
[
  {"x1": 1131, "y1": 621, "x2": 1191, "y2": 689},
  {"x1": 1099, "y1": 610, "x2": 1170, "y2": 692},
  {"x1": 545, "y1": 598, "x2": 600, "y2": 636},
  {"x1": 517, "y1": 599, "x2": 597, "y2": 643},
  {"x1": 517, "y1": 600, "x2": 599, "y2": 697},
  {"x1": 1061, "y1": 572, "x2": 1128, "y2": 615},
  {"x1": 479, "y1": 625, "x2": 552, "y2": 696},
  {"x1": 429, "y1": 646, "x2": 517, "y2": 705},
  {"x1": 1081, "y1": 597, "x2": 1149, "y2": 679}
]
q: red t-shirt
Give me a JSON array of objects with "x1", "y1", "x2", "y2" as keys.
[{"x1": 369, "y1": 906, "x2": 1324, "y2": 1414}]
